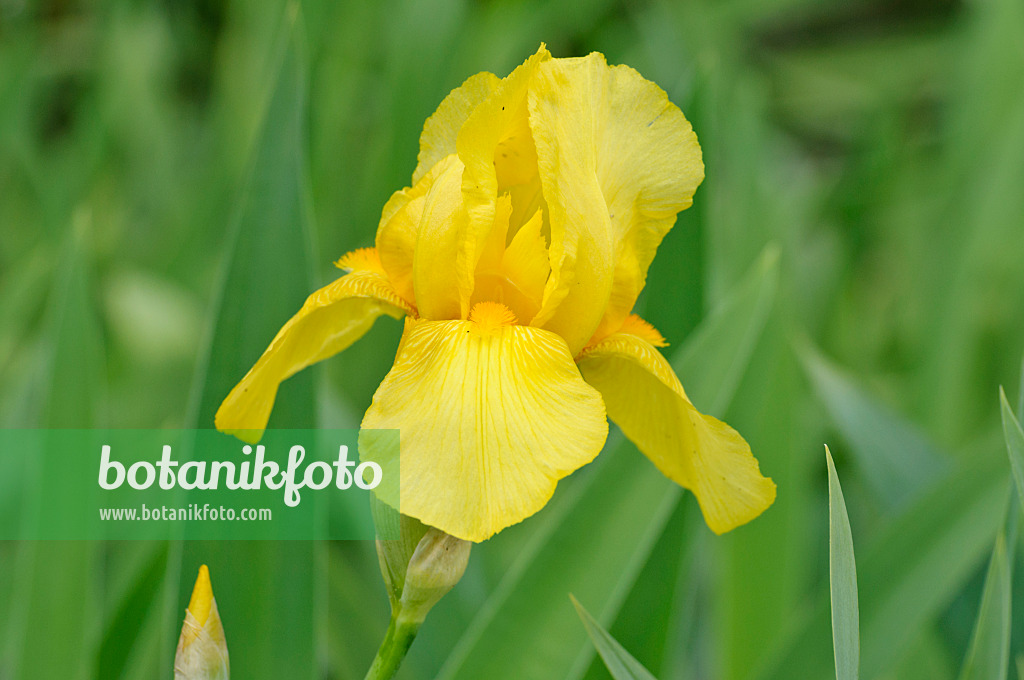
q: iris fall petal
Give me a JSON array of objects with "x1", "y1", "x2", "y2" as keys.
[
  {"x1": 361, "y1": 306, "x2": 607, "y2": 542},
  {"x1": 577, "y1": 325, "x2": 776, "y2": 534},
  {"x1": 215, "y1": 262, "x2": 412, "y2": 442}
]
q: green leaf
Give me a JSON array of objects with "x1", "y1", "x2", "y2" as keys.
[
  {"x1": 571, "y1": 595, "x2": 659, "y2": 680},
  {"x1": 957, "y1": 532, "x2": 1012, "y2": 680},
  {"x1": 0, "y1": 246, "x2": 51, "y2": 379},
  {"x1": 187, "y1": 6, "x2": 317, "y2": 433},
  {"x1": 826, "y1": 446, "x2": 859, "y2": 680},
  {"x1": 1000, "y1": 387, "x2": 1024, "y2": 516},
  {"x1": 5, "y1": 222, "x2": 104, "y2": 680},
  {"x1": 428, "y1": 248, "x2": 777, "y2": 680},
  {"x1": 579, "y1": 501, "x2": 698, "y2": 680},
  {"x1": 754, "y1": 447, "x2": 1008, "y2": 680},
  {"x1": 95, "y1": 543, "x2": 171, "y2": 680},
  {"x1": 177, "y1": 6, "x2": 320, "y2": 680},
  {"x1": 327, "y1": 543, "x2": 392, "y2": 678},
  {"x1": 675, "y1": 245, "x2": 779, "y2": 413},
  {"x1": 803, "y1": 348, "x2": 948, "y2": 509},
  {"x1": 1017, "y1": 355, "x2": 1024, "y2": 421}
]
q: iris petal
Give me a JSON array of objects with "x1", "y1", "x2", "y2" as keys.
[
  {"x1": 361, "y1": 312, "x2": 608, "y2": 542},
  {"x1": 577, "y1": 328, "x2": 775, "y2": 534},
  {"x1": 414, "y1": 70, "x2": 501, "y2": 186},
  {"x1": 528, "y1": 53, "x2": 704, "y2": 353},
  {"x1": 411, "y1": 154, "x2": 469, "y2": 319},
  {"x1": 376, "y1": 161, "x2": 445, "y2": 307},
  {"x1": 453, "y1": 46, "x2": 551, "y2": 317},
  {"x1": 215, "y1": 262, "x2": 412, "y2": 443}
]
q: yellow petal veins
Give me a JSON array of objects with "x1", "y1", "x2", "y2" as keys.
[{"x1": 361, "y1": 315, "x2": 607, "y2": 542}]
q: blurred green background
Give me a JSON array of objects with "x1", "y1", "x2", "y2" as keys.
[{"x1": 1, "y1": 0, "x2": 1023, "y2": 678}]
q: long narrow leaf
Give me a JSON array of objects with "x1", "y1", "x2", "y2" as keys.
[
  {"x1": 754, "y1": 446, "x2": 1007, "y2": 680},
  {"x1": 1017, "y1": 356, "x2": 1024, "y2": 421},
  {"x1": 96, "y1": 543, "x2": 171, "y2": 680},
  {"x1": 1000, "y1": 388, "x2": 1024, "y2": 516},
  {"x1": 826, "y1": 446, "x2": 859, "y2": 680},
  {"x1": 7, "y1": 225, "x2": 104, "y2": 680},
  {"x1": 957, "y1": 532, "x2": 1012, "y2": 680},
  {"x1": 804, "y1": 349, "x2": 947, "y2": 509},
  {"x1": 177, "y1": 7, "x2": 320, "y2": 680},
  {"x1": 571, "y1": 595, "x2": 658, "y2": 680}
]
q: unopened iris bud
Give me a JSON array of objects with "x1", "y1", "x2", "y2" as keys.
[
  {"x1": 365, "y1": 504, "x2": 471, "y2": 680},
  {"x1": 174, "y1": 565, "x2": 230, "y2": 680},
  {"x1": 373, "y1": 501, "x2": 430, "y2": 610},
  {"x1": 398, "y1": 528, "x2": 471, "y2": 625}
]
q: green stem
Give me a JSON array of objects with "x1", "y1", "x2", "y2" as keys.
[{"x1": 364, "y1": 613, "x2": 421, "y2": 680}]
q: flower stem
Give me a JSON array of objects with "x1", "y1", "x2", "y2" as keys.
[{"x1": 364, "y1": 614, "x2": 420, "y2": 680}]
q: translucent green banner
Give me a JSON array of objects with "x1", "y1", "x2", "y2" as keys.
[{"x1": 0, "y1": 429, "x2": 399, "y2": 540}]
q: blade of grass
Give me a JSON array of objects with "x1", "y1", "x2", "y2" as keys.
[
  {"x1": 428, "y1": 249, "x2": 777, "y2": 680},
  {"x1": 1000, "y1": 388, "x2": 1024, "y2": 516},
  {"x1": 826, "y1": 446, "x2": 859, "y2": 680},
  {"x1": 956, "y1": 532, "x2": 1012, "y2": 680},
  {"x1": 572, "y1": 595, "x2": 659, "y2": 680}
]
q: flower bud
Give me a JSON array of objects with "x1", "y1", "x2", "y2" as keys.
[
  {"x1": 372, "y1": 494, "x2": 430, "y2": 609},
  {"x1": 398, "y1": 527, "x2": 471, "y2": 624},
  {"x1": 174, "y1": 565, "x2": 230, "y2": 680}
]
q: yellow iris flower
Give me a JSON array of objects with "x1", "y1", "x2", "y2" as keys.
[{"x1": 216, "y1": 46, "x2": 776, "y2": 542}]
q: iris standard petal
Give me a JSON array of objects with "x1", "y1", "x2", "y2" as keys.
[
  {"x1": 577, "y1": 326, "x2": 775, "y2": 534},
  {"x1": 529, "y1": 53, "x2": 704, "y2": 353},
  {"x1": 215, "y1": 259, "x2": 412, "y2": 443},
  {"x1": 414, "y1": 70, "x2": 500, "y2": 185},
  {"x1": 376, "y1": 160, "x2": 445, "y2": 307},
  {"x1": 457, "y1": 45, "x2": 549, "y2": 234},
  {"x1": 411, "y1": 153, "x2": 470, "y2": 319},
  {"x1": 454, "y1": 46, "x2": 550, "y2": 320},
  {"x1": 360, "y1": 303, "x2": 608, "y2": 542},
  {"x1": 471, "y1": 198, "x2": 549, "y2": 323}
]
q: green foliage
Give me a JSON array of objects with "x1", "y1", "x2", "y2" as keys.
[
  {"x1": 8, "y1": 229, "x2": 103, "y2": 680},
  {"x1": 804, "y1": 349, "x2": 947, "y2": 509},
  {"x1": 1, "y1": 0, "x2": 1022, "y2": 679},
  {"x1": 572, "y1": 595, "x2": 658, "y2": 680},
  {"x1": 179, "y1": 8, "x2": 320, "y2": 679},
  {"x1": 1001, "y1": 388, "x2": 1024, "y2": 515},
  {"x1": 827, "y1": 447, "x2": 860, "y2": 680},
  {"x1": 957, "y1": 533, "x2": 1012, "y2": 680}
]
